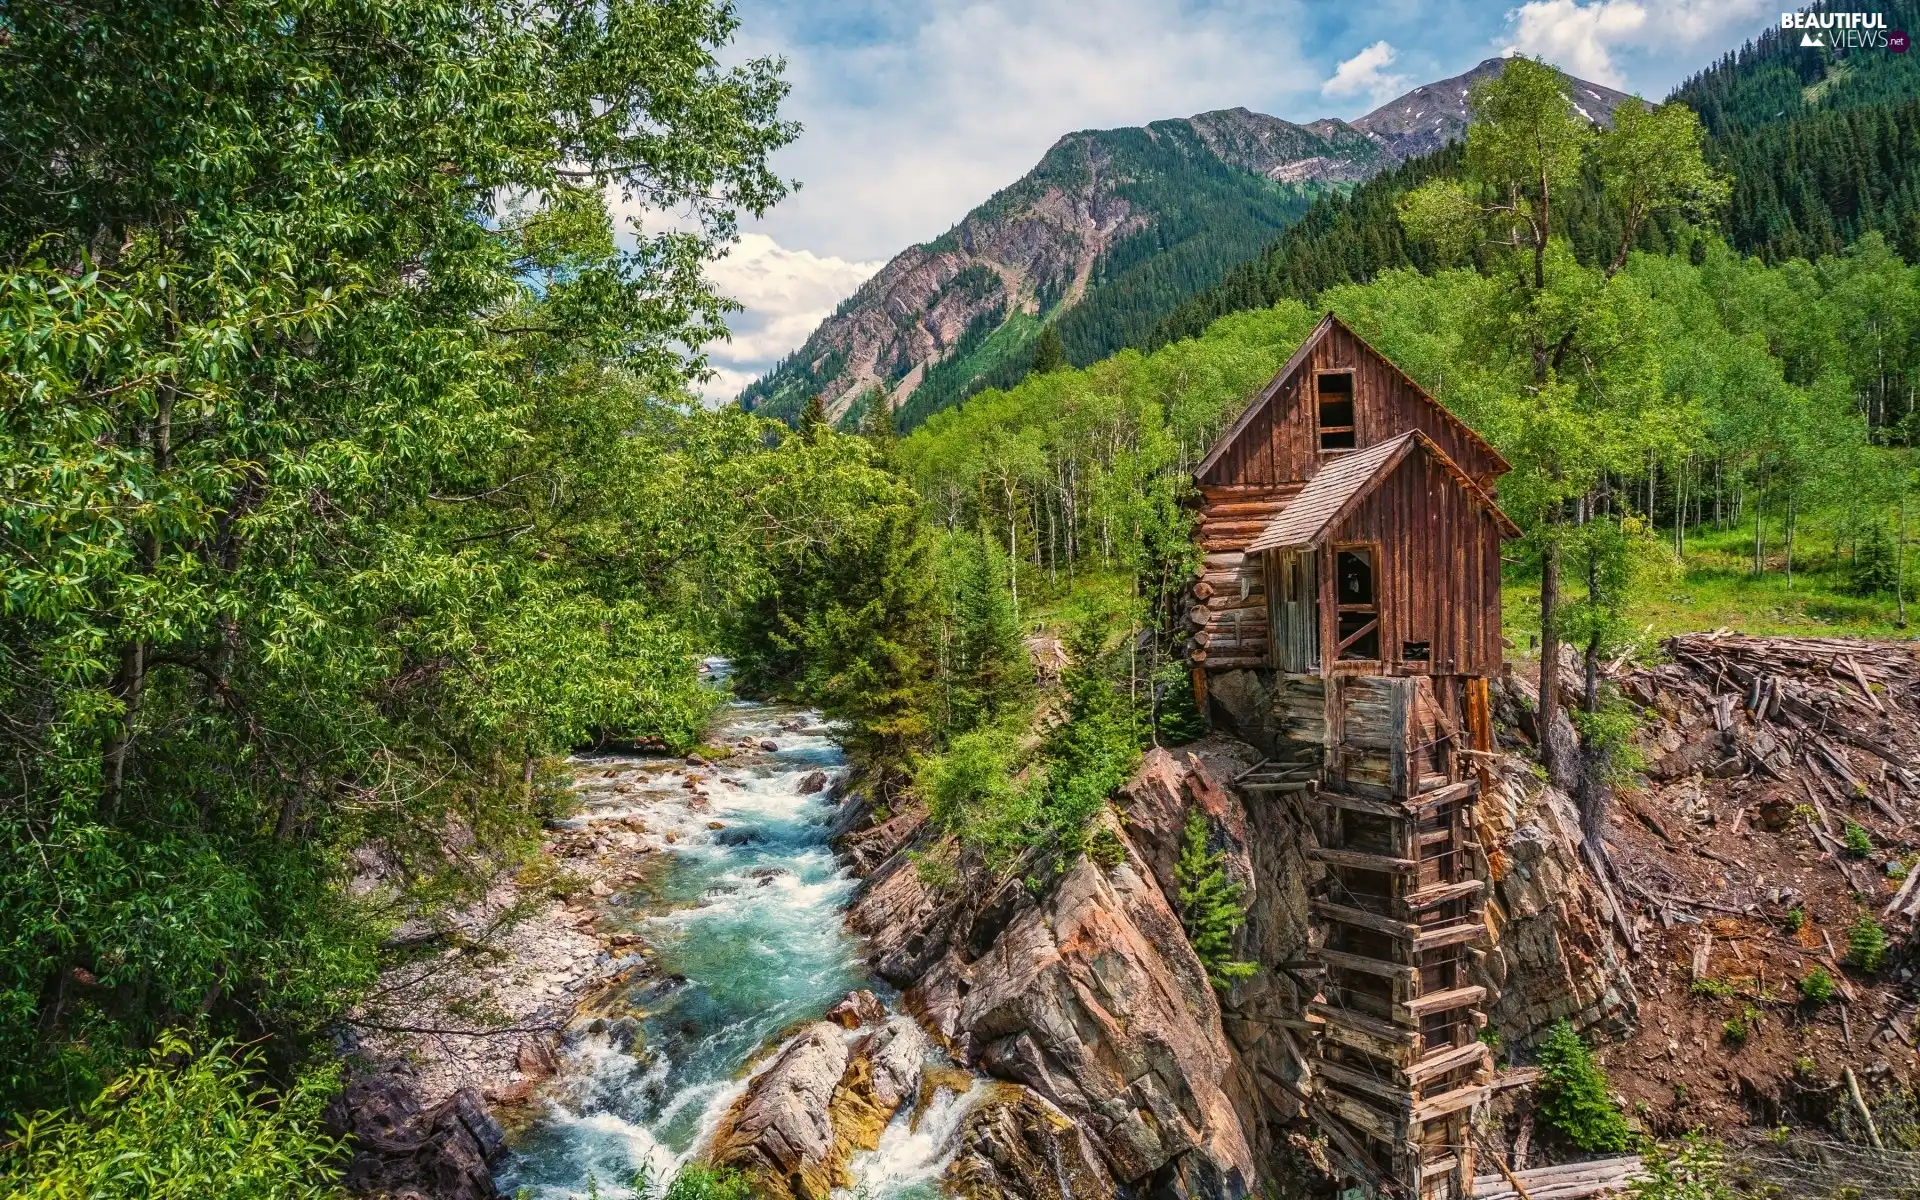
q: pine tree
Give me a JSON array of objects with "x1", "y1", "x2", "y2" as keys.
[
  {"x1": 1030, "y1": 325, "x2": 1065, "y2": 375},
  {"x1": 1535, "y1": 1020, "x2": 1630, "y2": 1152},
  {"x1": 799, "y1": 393, "x2": 828, "y2": 442},
  {"x1": 1175, "y1": 810, "x2": 1255, "y2": 989}
]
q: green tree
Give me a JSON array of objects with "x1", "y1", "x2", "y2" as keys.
[
  {"x1": 1030, "y1": 325, "x2": 1066, "y2": 375},
  {"x1": 1400, "y1": 59, "x2": 1724, "y2": 790},
  {"x1": 1175, "y1": 810, "x2": 1255, "y2": 989},
  {"x1": 1534, "y1": 1019, "x2": 1631, "y2": 1152},
  {"x1": 0, "y1": 0, "x2": 792, "y2": 1122}
]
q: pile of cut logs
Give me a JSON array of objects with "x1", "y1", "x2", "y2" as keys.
[{"x1": 1621, "y1": 632, "x2": 1920, "y2": 919}]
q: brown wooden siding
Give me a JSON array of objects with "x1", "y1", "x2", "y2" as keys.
[
  {"x1": 1198, "y1": 324, "x2": 1502, "y2": 491},
  {"x1": 1318, "y1": 449, "x2": 1505, "y2": 679}
]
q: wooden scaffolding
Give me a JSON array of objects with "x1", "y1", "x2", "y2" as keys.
[{"x1": 1255, "y1": 674, "x2": 1494, "y2": 1199}]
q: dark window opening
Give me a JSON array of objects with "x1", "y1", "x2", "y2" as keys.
[
  {"x1": 1337, "y1": 612, "x2": 1380, "y2": 660},
  {"x1": 1403, "y1": 640, "x2": 1431, "y2": 662},
  {"x1": 1317, "y1": 372, "x2": 1355, "y2": 451},
  {"x1": 1335, "y1": 548, "x2": 1379, "y2": 660},
  {"x1": 1336, "y1": 550, "x2": 1374, "y2": 606}
]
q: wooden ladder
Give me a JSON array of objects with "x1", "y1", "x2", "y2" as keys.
[{"x1": 1297, "y1": 675, "x2": 1494, "y2": 1200}]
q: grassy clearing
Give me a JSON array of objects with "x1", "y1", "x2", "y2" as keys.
[{"x1": 1504, "y1": 513, "x2": 1919, "y2": 653}]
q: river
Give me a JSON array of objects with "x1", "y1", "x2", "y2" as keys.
[{"x1": 492, "y1": 689, "x2": 974, "y2": 1199}]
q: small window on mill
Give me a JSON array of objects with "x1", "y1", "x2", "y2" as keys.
[
  {"x1": 1402, "y1": 640, "x2": 1431, "y2": 662},
  {"x1": 1317, "y1": 372, "x2": 1355, "y2": 451}
]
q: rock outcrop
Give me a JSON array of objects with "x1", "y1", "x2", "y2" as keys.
[
  {"x1": 710, "y1": 1000, "x2": 930, "y2": 1200},
  {"x1": 944, "y1": 1084, "x2": 1117, "y2": 1199},
  {"x1": 327, "y1": 1073, "x2": 505, "y2": 1200}
]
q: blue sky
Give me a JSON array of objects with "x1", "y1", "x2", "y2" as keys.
[{"x1": 692, "y1": 0, "x2": 1781, "y2": 398}]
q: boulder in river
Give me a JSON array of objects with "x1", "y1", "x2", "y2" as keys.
[
  {"x1": 710, "y1": 1022, "x2": 848, "y2": 1199},
  {"x1": 328, "y1": 1072, "x2": 504, "y2": 1200},
  {"x1": 797, "y1": 770, "x2": 830, "y2": 795},
  {"x1": 943, "y1": 1083, "x2": 1114, "y2": 1200},
  {"x1": 823, "y1": 989, "x2": 887, "y2": 1029}
]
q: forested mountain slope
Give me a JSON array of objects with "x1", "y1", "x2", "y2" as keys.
[
  {"x1": 739, "y1": 58, "x2": 1632, "y2": 428},
  {"x1": 1152, "y1": 1, "x2": 1920, "y2": 348}
]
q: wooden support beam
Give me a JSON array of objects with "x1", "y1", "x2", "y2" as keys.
[
  {"x1": 1413, "y1": 920, "x2": 1489, "y2": 953},
  {"x1": 1409, "y1": 779, "x2": 1476, "y2": 811},
  {"x1": 1411, "y1": 1082, "x2": 1491, "y2": 1123},
  {"x1": 1311, "y1": 846, "x2": 1418, "y2": 872},
  {"x1": 1320, "y1": 1087, "x2": 1404, "y2": 1144},
  {"x1": 1400, "y1": 984, "x2": 1486, "y2": 1019},
  {"x1": 1310, "y1": 789, "x2": 1413, "y2": 819},
  {"x1": 1318, "y1": 946, "x2": 1417, "y2": 981},
  {"x1": 1404, "y1": 1040, "x2": 1493, "y2": 1088},
  {"x1": 1405, "y1": 878, "x2": 1484, "y2": 912},
  {"x1": 1314, "y1": 1055, "x2": 1414, "y2": 1107},
  {"x1": 1312, "y1": 899, "x2": 1420, "y2": 939},
  {"x1": 1308, "y1": 1001, "x2": 1419, "y2": 1048}
]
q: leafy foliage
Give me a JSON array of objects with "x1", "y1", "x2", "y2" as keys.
[
  {"x1": 1844, "y1": 821, "x2": 1874, "y2": 858},
  {"x1": 1629, "y1": 1133, "x2": 1737, "y2": 1200},
  {"x1": 1801, "y1": 966, "x2": 1838, "y2": 1004},
  {"x1": 1535, "y1": 1019, "x2": 1631, "y2": 1152},
  {"x1": 632, "y1": 1163, "x2": 757, "y2": 1200},
  {"x1": 1175, "y1": 810, "x2": 1255, "y2": 989},
  {"x1": 0, "y1": 0, "x2": 794, "y2": 1131},
  {"x1": 0, "y1": 1035, "x2": 344, "y2": 1200}
]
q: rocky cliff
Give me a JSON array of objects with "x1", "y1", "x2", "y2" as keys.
[
  {"x1": 739, "y1": 59, "x2": 1637, "y2": 428},
  {"x1": 829, "y1": 731, "x2": 1632, "y2": 1198}
]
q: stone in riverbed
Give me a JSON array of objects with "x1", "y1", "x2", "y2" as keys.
[
  {"x1": 823, "y1": 989, "x2": 887, "y2": 1029},
  {"x1": 710, "y1": 1023, "x2": 847, "y2": 1200},
  {"x1": 797, "y1": 770, "x2": 829, "y2": 795},
  {"x1": 943, "y1": 1083, "x2": 1114, "y2": 1200},
  {"x1": 760, "y1": 739, "x2": 779, "y2": 752}
]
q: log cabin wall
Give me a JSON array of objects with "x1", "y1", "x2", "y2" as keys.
[
  {"x1": 1317, "y1": 450, "x2": 1506, "y2": 682},
  {"x1": 1191, "y1": 482, "x2": 1300, "y2": 670}
]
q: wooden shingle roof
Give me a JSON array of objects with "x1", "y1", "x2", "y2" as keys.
[{"x1": 1246, "y1": 430, "x2": 1519, "y2": 553}]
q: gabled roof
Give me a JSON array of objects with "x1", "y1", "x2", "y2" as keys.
[
  {"x1": 1246, "y1": 430, "x2": 1520, "y2": 553},
  {"x1": 1193, "y1": 312, "x2": 1510, "y2": 483}
]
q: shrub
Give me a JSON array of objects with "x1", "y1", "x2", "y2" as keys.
[
  {"x1": 1175, "y1": 810, "x2": 1256, "y2": 989},
  {"x1": 1800, "y1": 967, "x2": 1837, "y2": 1004},
  {"x1": 634, "y1": 1164, "x2": 757, "y2": 1200},
  {"x1": 1629, "y1": 1133, "x2": 1736, "y2": 1200},
  {"x1": 1851, "y1": 522, "x2": 1900, "y2": 596},
  {"x1": 1689, "y1": 977, "x2": 1734, "y2": 999},
  {"x1": 1783, "y1": 907, "x2": 1806, "y2": 935},
  {"x1": 0, "y1": 1034, "x2": 344, "y2": 1200},
  {"x1": 1844, "y1": 822, "x2": 1874, "y2": 858},
  {"x1": 1847, "y1": 914, "x2": 1890, "y2": 973},
  {"x1": 1721, "y1": 1018, "x2": 1748, "y2": 1046},
  {"x1": 1534, "y1": 1019, "x2": 1631, "y2": 1152}
]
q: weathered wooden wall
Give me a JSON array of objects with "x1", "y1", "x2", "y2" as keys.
[
  {"x1": 1197, "y1": 322, "x2": 1503, "y2": 492},
  {"x1": 1190, "y1": 483, "x2": 1300, "y2": 670},
  {"x1": 1319, "y1": 449, "x2": 1506, "y2": 681}
]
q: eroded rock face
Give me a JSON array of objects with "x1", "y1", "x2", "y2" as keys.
[
  {"x1": 710, "y1": 1023, "x2": 848, "y2": 1200},
  {"x1": 944, "y1": 1083, "x2": 1116, "y2": 1199},
  {"x1": 328, "y1": 1073, "x2": 504, "y2": 1200},
  {"x1": 1477, "y1": 759, "x2": 1638, "y2": 1040},
  {"x1": 710, "y1": 1015, "x2": 929, "y2": 1200},
  {"x1": 911, "y1": 827, "x2": 1256, "y2": 1195}
]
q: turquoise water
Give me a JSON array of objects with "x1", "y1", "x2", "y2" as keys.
[{"x1": 493, "y1": 697, "x2": 972, "y2": 1200}]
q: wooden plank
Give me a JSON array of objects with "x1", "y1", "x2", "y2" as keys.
[
  {"x1": 1320, "y1": 1088, "x2": 1405, "y2": 1143},
  {"x1": 1409, "y1": 779, "x2": 1476, "y2": 811},
  {"x1": 1406, "y1": 879, "x2": 1484, "y2": 911},
  {"x1": 1312, "y1": 846, "x2": 1418, "y2": 872},
  {"x1": 1405, "y1": 1040, "x2": 1492, "y2": 1087},
  {"x1": 1314, "y1": 1055, "x2": 1414, "y2": 1107},
  {"x1": 1310, "y1": 789, "x2": 1413, "y2": 819},
  {"x1": 1313, "y1": 899, "x2": 1420, "y2": 939},
  {"x1": 1413, "y1": 920, "x2": 1488, "y2": 953},
  {"x1": 1309, "y1": 1001, "x2": 1418, "y2": 1045},
  {"x1": 1410, "y1": 1082, "x2": 1490, "y2": 1124},
  {"x1": 1319, "y1": 946, "x2": 1418, "y2": 982},
  {"x1": 1401, "y1": 984, "x2": 1485, "y2": 1018}
]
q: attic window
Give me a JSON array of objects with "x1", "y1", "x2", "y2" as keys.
[{"x1": 1317, "y1": 372, "x2": 1355, "y2": 451}]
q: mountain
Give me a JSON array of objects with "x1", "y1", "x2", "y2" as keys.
[
  {"x1": 739, "y1": 58, "x2": 1636, "y2": 428},
  {"x1": 1151, "y1": 4, "x2": 1920, "y2": 346}
]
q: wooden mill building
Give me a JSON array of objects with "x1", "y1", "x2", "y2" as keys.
[{"x1": 1187, "y1": 314, "x2": 1519, "y2": 1200}]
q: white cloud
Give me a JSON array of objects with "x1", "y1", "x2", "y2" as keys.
[
  {"x1": 696, "y1": 233, "x2": 882, "y2": 402},
  {"x1": 737, "y1": 0, "x2": 1321, "y2": 263},
  {"x1": 1322, "y1": 42, "x2": 1410, "y2": 103},
  {"x1": 1502, "y1": 0, "x2": 1774, "y2": 88}
]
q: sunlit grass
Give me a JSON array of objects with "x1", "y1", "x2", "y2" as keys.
[{"x1": 1504, "y1": 513, "x2": 1919, "y2": 653}]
